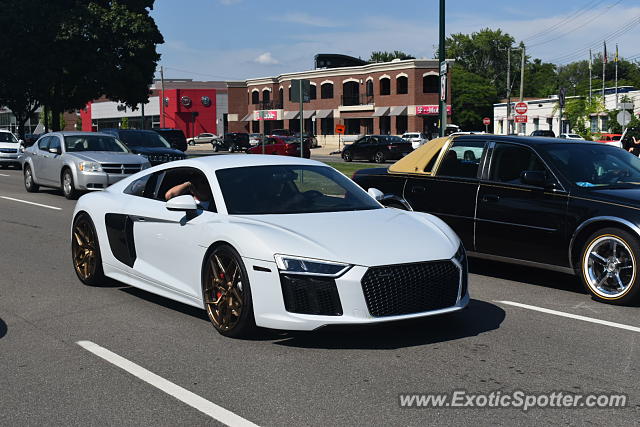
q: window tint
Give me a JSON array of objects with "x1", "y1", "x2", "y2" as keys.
[
  {"x1": 437, "y1": 140, "x2": 486, "y2": 179},
  {"x1": 489, "y1": 143, "x2": 546, "y2": 184},
  {"x1": 49, "y1": 137, "x2": 61, "y2": 151},
  {"x1": 124, "y1": 172, "x2": 161, "y2": 199},
  {"x1": 38, "y1": 137, "x2": 50, "y2": 151}
]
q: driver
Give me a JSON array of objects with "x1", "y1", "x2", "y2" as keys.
[{"x1": 165, "y1": 174, "x2": 213, "y2": 209}]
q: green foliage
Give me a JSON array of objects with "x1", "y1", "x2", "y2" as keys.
[
  {"x1": 121, "y1": 117, "x2": 130, "y2": 129},
  {"x1": 557, "y1": 96, "x2": 604, "y2": 140},
  {"x1": 451, "y1": 65, "x2": 497, "y2": 131},
  {"x1": 369, "y1": 51, "x2": 415, "y2": 63},
  {"x1": 39, "y1": 110, "x2": 66, "y2": 130}
]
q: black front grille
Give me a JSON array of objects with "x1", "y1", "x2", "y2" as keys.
[
  {"x1": 0, "y1": 148, "x2": 18, "y2": 154},
  {"x1": 147, "y1": 155, "x2": 185, "y2": 165},
  {"x1": 280, "y1": 274, "x2": 343, "y2": 316},
  {"x1": 101, "y1": 164, "x2": 143, "y2": 174},
  {"x1": 361, "y1": 260, "x2": 460, "y2": 317}
]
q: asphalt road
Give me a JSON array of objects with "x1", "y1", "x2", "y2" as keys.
[{"x1": 1, "y1": 166, "x2": 639, "y2": 426}]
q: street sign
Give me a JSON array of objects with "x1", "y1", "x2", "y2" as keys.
[
  {"x1": 515, "y1": 102, "x2": 528, "y2": 115},
  {"x1": 440, "y1": 75, "x2": 447, "y2": 102},
  {"x1": 559, "y1": 87, "x2": 566, "y2": 108},
  {"x1": 617, "y1": 110, "x2": 632, "y2": 127},
  {"x1": 515, "y1": 115, "x2": 528, "y2": 123},
  {"x1": 483, "y1": 117, "x2": 491, "y2": 125},
  {"x1": 291, "y1": 79, "x2": 311, "y2": 103},
  {"x1": 335, "y1": 124, "x2": 345, "y2": 134},
  {"x1": 440, "y1": 61, "x2": 447, "y2": 76}
]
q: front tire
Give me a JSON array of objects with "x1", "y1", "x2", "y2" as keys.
[
  {"x1": 24, "y1": 165, "x2": 39, "y2": 192},
  {"x1": 203, "y1": 244, "x2": 256, "y2": 338},
  {"x1": 374, "y1": 151, "x2": 386, "y2": 164},
  {"x1": 62, "y1": 169, "x2": 78, "y2": 199},
  {"x1": 579, "y1": 227, "x2": 640, "y2": 304},
  {"x1": 343, "y1": 151, "x2": 353, "y2": 162},
  {"x1": 212, "y1": 144, "x2": 220, "y2": 152},
  {"x1": 72, "y1": 213, "x2": 106, "y2": 286}
]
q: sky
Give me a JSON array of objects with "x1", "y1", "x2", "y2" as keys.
[{"x1": 150, "y1": 0, "x2": 640, "y2": 81}]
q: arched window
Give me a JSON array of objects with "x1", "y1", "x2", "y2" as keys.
[
  {"x1": 310, "y1": 84, "x2": 317, "y2": 100},
  {"x1": 251, "y1": 90, "x2": 259, "y2": 104},
  {"x1": 380, "y1": 78, "x2": 390, "y2": 96},
  {"x1": 279, "y1": 87, "x2": 283, "y2": 104},
  {"x1": 262, "y1": 89, "x2": 270, "y2": 103},
  {"x1": 423, "y1": 75, "x2": 438, "y2": 93},
  {"x1": 396, "y1": 76, "x2": 408, "y2": 94},
  {"x1": 365, "y1": 80, "x2": 374, "y2": 97},
  {"x1": 321, "y1": 83, "x2": 334, "y2": 99}
]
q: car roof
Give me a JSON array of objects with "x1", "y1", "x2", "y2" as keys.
[
  {"x1": 160, "y1": 154, "x2": 328, "y2": 173},
  {"x1": 54, "y1": 131, "x2": 114, "y2": 137},
  {"x1": 454, "y1": 134, "x2": 593, "y2": 146}
]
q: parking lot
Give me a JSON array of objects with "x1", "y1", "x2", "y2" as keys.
[{"x1": 1, "y1": 162, "x2": 639, "y2": 425}]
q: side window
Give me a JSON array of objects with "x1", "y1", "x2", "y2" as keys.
[
  {"x1": 49, "y1": 137, "x2": 61, "y2": 152},
  {"x1": 156, "y1": 167, "x2": 217, "y2": 212},
  {"x1": 38, "y1": 137, "x2": 50, "y2": 151},
  {"x1": 124, "y1": 172, "x2": 161, "y2": 199},
  {"x1": 489, "y1": 143, "x2": 547, "y2": 185},
  {"x1": 437, "y1": 140, "x2": 487, "y2": 179}
]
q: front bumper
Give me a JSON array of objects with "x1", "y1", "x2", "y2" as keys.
[
  {"x1": 74, "y1": 171, "x2": 131, "y2": 190},
  {"x1": 0, "y1": 152, "x2": 20, "y2": 165},
  {"x1": 245, "y1": 257, "x2": 469, "y2": 331}
]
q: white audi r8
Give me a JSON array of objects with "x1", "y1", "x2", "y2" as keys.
[{"x1": 71, "y1": 155, "x2": 468, "y2": 337}]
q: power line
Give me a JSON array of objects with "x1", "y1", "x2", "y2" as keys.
[
  {"x1": 156, "y1": 66, "x2": 239, "y2": 80},
  {"x1": 522, "y1": 0, "x2": 606, "y2": 42}
]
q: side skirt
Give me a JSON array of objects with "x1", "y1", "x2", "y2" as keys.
[{"x1": 467, "y1": 251, "x2": 575, "y2": 275}]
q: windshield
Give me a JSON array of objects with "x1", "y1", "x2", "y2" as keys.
[
  {"x1": 0, "y1": 132, "x2": 18, "y2": 143},
  {"x1": 217, "y1": 165, "x2": 382, "y2": 215},
  {"x1": 118, "y1": 131, "x2": 171, "y2": 148},
  {"x1": 544, "y1": 143, "x2": 640, "y2": 188},
  {"x1": 64, "y1": 135, "x2": 129, "y2": 153}
]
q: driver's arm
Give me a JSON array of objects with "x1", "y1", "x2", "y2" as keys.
[{"x1": 165, "y1": 181, "x2": 191, "y2": 201}]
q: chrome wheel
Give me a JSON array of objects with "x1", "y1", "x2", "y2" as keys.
[
  {"x1": 583, "y1": 235, "x2": 635, "y2": 299},
  {"x1": 63, "y1": 172, "x2": 72, "y2": 194},
  {"x1": 24, "y1": 166, "x2": 38, "y2": 192},
  {"x1": 374, "y1": 151, "x2": 385, "y2": 163},
  {"x1": 204, "y1": 248, "x2": 245, "y2": 332},
  {"x1": 72, "y1": 217, "x2": 98, "y2": 282}
]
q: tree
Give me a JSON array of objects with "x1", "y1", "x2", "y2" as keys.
[
  {"x1": 557, "y1": 96, "x2": 604, "y2": 140},
  {"x1": 450, "y1": 65, "x2": 497, "y2": 130},
  {"x1": 369, "y1": 51, "x2": 415, "y2": 63}
]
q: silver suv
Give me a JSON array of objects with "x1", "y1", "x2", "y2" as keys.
[{"x1": 22, "y1": 131, "x2": 150, "y2": 199}]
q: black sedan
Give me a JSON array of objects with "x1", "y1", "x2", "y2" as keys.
[
  {"x1": 213, "y1": 133, "x2": 251, "y2": 152},
  {"x1": 353, "y1": 134, "x2": 640, "y2": 305},
  {"x1": 342, "y1": 135, "x2": 413, "y2": 163}
]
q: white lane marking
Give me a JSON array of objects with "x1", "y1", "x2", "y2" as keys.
[
  {"x1": 76, "y1": 341, "x2": 259, "y2": 427},
  {"x1": 0, "y1": 173, "x2": 10, "y2": 177},
  {"x1": 0, "y1": 196, "x2": 62, "y2": 211},
  {"x1": 497, "y1": 300, "x2": 640, "y2": 333}
]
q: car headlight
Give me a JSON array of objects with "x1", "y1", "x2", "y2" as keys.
[
  {"x1": 78, "y1": 161, "x2": 102, "y2": 172},
  {"x1": 274, "y1": 254, "x2": 351, "y2": 277},
  {"x1": 453, "y1": 244, "x2": 466, "y2": 264}
]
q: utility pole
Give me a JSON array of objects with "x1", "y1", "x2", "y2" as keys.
[
  {"x1": 519, "y1": 45, "x2": 526, "y2": 134},
  {"x1": 506, "y1": 48, "x2": 511, "y2": 134},
  {"x1": 299, "y1": 82, "x2": 304, "y2": 158},
  {"x1": 438, "y1": 0, "x2": 446, "y2": 137},
  {"x1": 160, "y1": 66, "x2": 165, "y2": 128},
  {"x1": 140, "y1": 103, "x2": 145, "y2": 130},
  {"x1": 589, "y1": 49, "x2": 593, "y2": 103}
]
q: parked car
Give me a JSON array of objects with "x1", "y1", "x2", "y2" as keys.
[
  {"x1": 559, "y1": 133, "x2": 585, "y2": 140},
  {"x1": 23, "y1": 133, "x2": 43, "y2": 147},
  {"x1": 595, "y1": 133, "x2": 623, "y2": 149},
  {"x1": 21, "y1": 132, "x2": 149, "y2": 199},
  {"x1": 70, "y1": 155, "x2": 468, "y2": 337},
  {"x1": 186, "y1": 132, "x2": 222, "y2": 146},
  {"x1": 152, "y1": 128, "x2": 188, "y2": 152},
  {"x1": 246, "y1": 136, "x2": 311, "y2": 158},
  {"x1": 213, "y1": 133, "x2": 251, "y2": 152},
  {"x1": 101, "y1": 129, "x2": 186, "y2": 166},
  {"x1": 293, "y1": 132, "x2": 319, "y2": 148},
  {"x1": 0, "y1": 130, "x2": 22, "y2": 169},
  {"x1": 341, "y1": 135, "x2": 413, "y2": 163},
  {"x1": 402, "y1": 132, "x2": 429, "y2": 149},
  {"x1": 249, "y1": 133, "x2": 264, "y2": 146},
  {"x1": 271, "y1": 129, "x2": 293, "y2": 137},
  {"x1": 352, "y1": 134, "x2": 640, "y2": 304},
  {"x1": 530, "y1": 130, "x2": 556, "y2": 137}
]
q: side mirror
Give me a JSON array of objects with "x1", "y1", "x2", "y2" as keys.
[
  {"x1": 166, "y1": 194, "x2": 198, "y2": 211},
  {"x1": 368, "y1": 188, "x2": 384, "y2": 201},
  {"x1": 49, "y1": 147, "x2": 61, "y2": 155},
  {"x1": 18, "y1": 139, "x2": 24, "y2": 144},
  {"x1": 521, "y1": 170, "x2": 547, "y2": 187}
]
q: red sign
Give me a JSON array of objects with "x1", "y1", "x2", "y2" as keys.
[
  {"x1": 415, "y1": 105, "x2": 452, "y2": 115},
  {"x1": 515, "y1": 102, "x2": 528, "y2": 115},
  {"x1": 514, "y1": 115, "x2": 528, "y2": 123},
  {"x1": 483, "y1": 117, "x2": 491, "y2": 125},
  {"x1": 335, "y1": 124, "x2": 345, "y2": 134},
  {"x1": 257, "y1": 110, "x2": 277, "y2": 120}
]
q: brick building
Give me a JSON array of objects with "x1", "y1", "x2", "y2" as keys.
[{"x1": 226, "y1": 58, "x2": 452, "y2": 139}]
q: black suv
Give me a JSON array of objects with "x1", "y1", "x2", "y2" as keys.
[
  {"x1": 101, "y1": 129, "x2": 186, "y2": 166},
  {"x1": 213, "y1": 133, "x2": 251, "y2": 152},
  {"x1": 530, "y1": 130, "x2": 556, "y2": 137},
  {"x1": 152, "y1": 128, "x2": 188, "y2": 152}
]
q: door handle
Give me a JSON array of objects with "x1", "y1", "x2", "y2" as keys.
[
  {"x1": 411, "y1": 185, "x2": 426, "y2": 193},
  {"x1": 482, "y1": 194, "x2": 500, "y2": 203}
]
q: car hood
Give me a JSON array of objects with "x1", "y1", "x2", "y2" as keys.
[
  {"x1": 230, "y1": 208, "x2": 460, "y2": 267},
  {"x1": 65, "y1": 151, "x2": 147, "y2": 164},
  {"x1": 128, "y1": 146, "x2": 184, "y2": 156}
]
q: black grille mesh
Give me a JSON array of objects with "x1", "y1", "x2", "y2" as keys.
[
  {"x1": 280, "y1": 274, "x2": 343, "y2": 316},
  {"x1": 361, "y1": 260, "x2": 460, "y2": 317}
]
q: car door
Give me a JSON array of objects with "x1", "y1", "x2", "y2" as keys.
[
  {"x1": 119, "y1": 167, "x2": 217, "y2": 299},
  {"x1": 403, "y1": 139, "x2": 487, "y2": 250},
  {"x1": 350, "y1": 137, "x2": 369, "y2": 161},
  {"x1": 475, "y1": 141, "x2": 569, "y2": 266},
  {"x1": 40, "y1": 135, "x2": 64, "y2": 185},
  {"x1": 31, "y1": 136, "x2": 51, "y2": 183}
]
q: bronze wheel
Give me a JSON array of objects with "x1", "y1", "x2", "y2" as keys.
[
  {"x1": 203, "y1": 245, "x2": 256, "y2": 337},
  {"x1": 72, "y1": 213, "x2": 105, "y2": 285}
]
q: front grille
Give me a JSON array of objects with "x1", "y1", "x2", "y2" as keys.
[
  {"x1": 361, "y1": 260, "x2": 460, "y2": 317},
  {"x1": 101, "y1": 163, "x2": 143, "y2": 174},
  {"x1": 147, "y1": 154, "x2": 185, "y2": 165},
  {"x1": 280, "y1": 274, "x2": 343, "y2": 316},
  {"x1": 0, "y1": 148, "x2": 18, "y2": 154}
]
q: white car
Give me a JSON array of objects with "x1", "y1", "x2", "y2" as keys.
[
  {"x1": 0, "y1": 130, "x2": 22, "y2": 169},
  {"x1": 186, "y1": 133, "x2": 221, "y2": 146},
  {"x1": 402, "y1": 132, "x2": 429, "y2": 149},
  {"x1": 558, "y1": 133, "x2": 585, "y2": 140},
  {"x1": 71, "y1": 155, "x2": 468, "y2": 337}
]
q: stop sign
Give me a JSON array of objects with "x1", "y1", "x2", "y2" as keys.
[
  {"x1": 515, "y1": 102, "x2": 528, "y2": 115},
  {"x1": 483, "y1": 117, "x2": 491, "y2": 125}
]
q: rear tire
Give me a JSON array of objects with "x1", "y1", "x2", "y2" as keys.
[
  {"x1": 374, "y1": 151, "x2": 386, "y2": 164},
  {"x1": 24, "y1": 165, "x2": 39, "y2": 192},
  {"x1": 212, "y1": 144, "x2": 220, "y2": 152},
  {"x1": 72, "y1": 213, "x2": 106, "y2": 286},
  {"x1": 62, "y1": 169, "x2": 78, "y2": 200}
]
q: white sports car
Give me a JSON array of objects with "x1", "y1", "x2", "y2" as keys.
[{"x1": 71, "y1": 155, "x2": 468, "y2": 337}]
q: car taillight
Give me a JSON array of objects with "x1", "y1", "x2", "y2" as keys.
[{"x1": 387, "y1": 145, "x2": 394, "y2": 150}]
